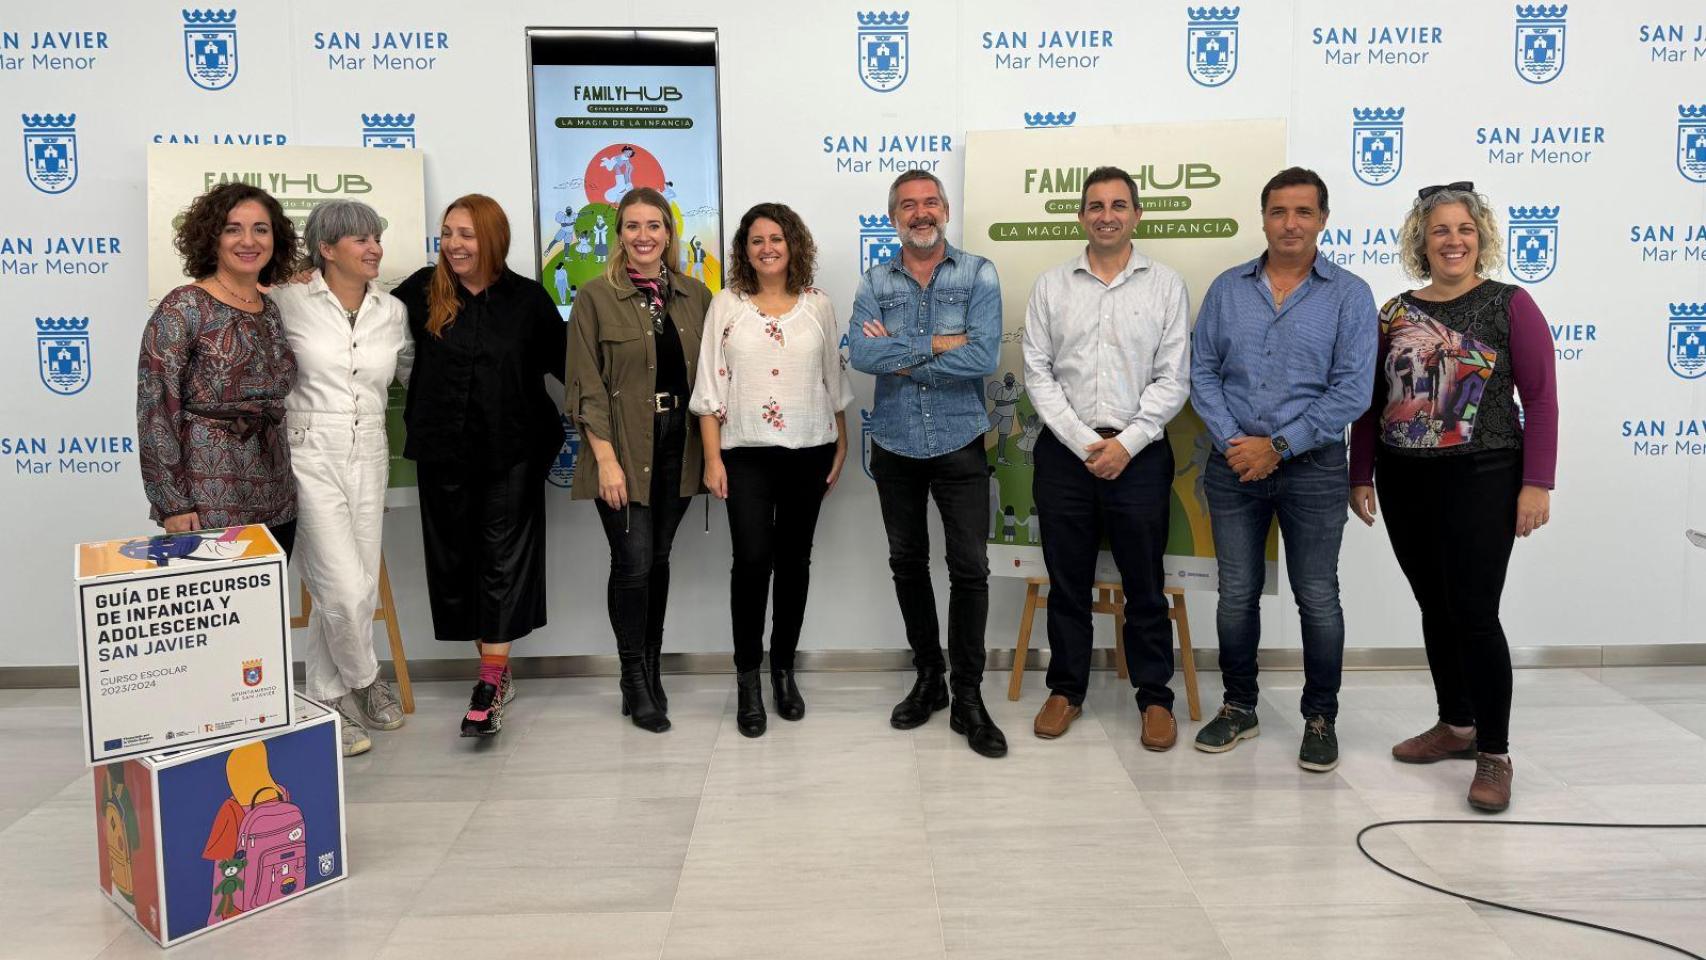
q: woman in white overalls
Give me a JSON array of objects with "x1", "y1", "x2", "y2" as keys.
[{"x1": 272, "y1": 200, "x2": 413, "y2": 757}]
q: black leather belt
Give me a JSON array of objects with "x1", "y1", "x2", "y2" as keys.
[
  {"x1": 653, "y1": 392, "x2": 682, "y2": 413},
  {"x1": 1094, "y1": 427, "x2": 1120, "y2": 439}
]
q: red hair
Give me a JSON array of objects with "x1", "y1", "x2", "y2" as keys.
[{"x1": 427, "y1": 194, "x2": 511, "y2": 337}]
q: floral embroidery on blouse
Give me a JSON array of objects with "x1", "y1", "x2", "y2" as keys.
[
  {"x1": 761, "y1": 398, "x2": 785, "y2": 430},
  {"x1": 762, "y1": 317, "x2": 784, "y2": 346}
]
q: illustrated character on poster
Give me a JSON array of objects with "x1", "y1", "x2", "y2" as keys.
[
  {"x1": 201, "y1": 741, "x2": 305, "y2": 926},
  {"x1": 662, "y1": 180, "x2": 677, "y2": 201},
  {"x1": 986, "y1": 372, "x2": 1024, "y2": 465},
  {"x1": 1024, "y1": 506, "x2": 1040, "y2": 544},
  {"x1": 592, "y1": 214, "x2": 609, "y2": 263},
  {"x1": 1016, "y1": 413, "x2": 1042, "y2": 465},
  {"x1": 1002, "y1": 505, "x2": 1017, "y2": 543},
  {"x1": 987, "y1": 465, "x2": 1002, "y2": 539},
  {"x1": 100, "y1": 765, "x2": 141, "y2": 903},
  {"x1": 600, "y1": 146, "x2": 637, "y2": 202},
  {"x1": 553, "y1": 262, "x2": 570, "y2": 305},
  {"x1": 545, "y1": 205, "x2": 577, "y2": 262},
  {"x1": 687, "y1": 236, "x2": 707, "y2": 281},
  {"x1": 117, "y1": 527, "x2": 247, "y2": 567},
  {"x1": 575, "y1": 232, "x2": 593, "y2": 260},
  {"x1": 1176, "y1": 429, "x2": 1213, "y2": 516}
]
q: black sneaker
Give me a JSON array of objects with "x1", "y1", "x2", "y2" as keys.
[
  {"x1": 1298, "y1": 715, "x2": 1339, "y2": 772},
  {"x1": 460, "y1": 681, "x2": 502, "y2": 738},
  {"x1": 1194, "y1": 703, "x2": 1259, "y2": 753}
]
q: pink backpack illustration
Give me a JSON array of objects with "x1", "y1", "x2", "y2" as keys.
[{"x1": 206, "y1": 787, "x2": 306, "y2": 924}]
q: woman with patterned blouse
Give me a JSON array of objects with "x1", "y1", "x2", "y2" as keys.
[
  {"x1": 1348, "y1": 182, "x2": 1559, "y2": 814},
  {"x1": 691, "y1": 203, "x2": 853, "y2": 738},
  {"x1": 138, "y1": 182, "x2": 300, "y2": 553}
]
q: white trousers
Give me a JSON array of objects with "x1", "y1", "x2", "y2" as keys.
[{"x1": 288, "y1": 412, "x2": 389, "y2": 701}]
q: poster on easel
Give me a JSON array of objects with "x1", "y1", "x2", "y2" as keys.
[{"x1": 74, "y1": 525, "x2": 291, "y2": 764}]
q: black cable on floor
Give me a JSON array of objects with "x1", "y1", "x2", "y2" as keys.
[{"x1": 1356, "y1": 819, "x2": 1706, "y2": 959}]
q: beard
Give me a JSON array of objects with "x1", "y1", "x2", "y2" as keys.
[{"x1": 900, "y1": 221, "x2": 942, "y2": 251}]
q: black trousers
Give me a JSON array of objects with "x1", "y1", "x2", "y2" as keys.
[
  {"x1": 722, "y1": 443, "x2": 836, "y2": 672},
  {"x1": 870, "y1": 437, "x2": 989, "y2": 683},
  {"x1": 596, "y1": 409, "x2": 691, "y2": 658},
  {"x1": 1376, "y1": 448, "x2": 1522, "y2": 754},
  {"x1": 417, "y1": 456, "x2": 549, "y2": 643},
  {"x1": 1034, "y1": 429, "x2": 1175, "y2": 710}
]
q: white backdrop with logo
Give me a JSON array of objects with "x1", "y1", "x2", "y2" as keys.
[{"x1": 3, "y1": 0, "x2": 1704, "y2": 669}]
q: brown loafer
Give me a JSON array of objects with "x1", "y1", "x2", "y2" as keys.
[
  {"x1": 1392, "y1": 722, "x2": 1477, "y2": 764},
  {"x1": 1033, "y1": 694, "x2": 1081, "y2": 739},
  {"x1": 1140, "y1": 705, "x2": 1177, "y2": 751},
  {"x1": 1468, "y1": 754, "x2": 1514, "y2": 813}
]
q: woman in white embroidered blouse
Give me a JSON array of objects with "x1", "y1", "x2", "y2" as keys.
[
  {"x1": 271, "y1": 200, "x2": 413, "y2": 757},
  {"x1": 690, "y1": 203, "x2": 853, "y2": 737}
]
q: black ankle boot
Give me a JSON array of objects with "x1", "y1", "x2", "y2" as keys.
[
  {"x1": 736, "y1": 669, "x2": 767, "y2": 738},
  {"x1": 644, "y1": 639, "x2": 668, "y2": 714},
  {"x1": 890, "y1": 665, "x2": 949, "y2": 730},
  {"x1": 949, "y1": 680, "x2": 1007, "y2": 758},
  {"x1": 771, "y1": 669, "x2": 805, "y2": 721},
  {"x1": 619, "y1": 659, "x2": 670, "y2": 733}
]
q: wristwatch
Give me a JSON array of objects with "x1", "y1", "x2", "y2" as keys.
[{"x1": 1270, "y1": 435, "x2": 1291, "y2": 458}]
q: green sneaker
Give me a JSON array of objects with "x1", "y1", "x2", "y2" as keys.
[
  {"x1": 1298, "y1": 715, "x2": 1339, "y2": 772},
  {"x1": 1194, "y1": 703, "x2": 1259, "y2": 753}
]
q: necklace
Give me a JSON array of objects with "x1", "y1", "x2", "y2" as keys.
[
  {"x1": 212, "y1": 272, "x2": 259, "y2": 307},
  {"x1": 343, "y1": 307, "x2": 359, "y2": 326}
]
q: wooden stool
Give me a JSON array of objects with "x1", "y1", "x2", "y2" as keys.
[
  {"x1": 290, "y1": 552, "x2": 414, "y2": 714},
  {"x1": 1007, "y1": 575, "x2": 1200, "y2": 721}
]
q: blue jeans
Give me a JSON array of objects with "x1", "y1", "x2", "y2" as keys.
[{"x1": 1204, "y1": 441, "x2": 1349, "y2": 719}]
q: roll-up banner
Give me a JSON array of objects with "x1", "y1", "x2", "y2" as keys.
[{"x1": 526, "y1": 27, "x2": 726, "y2": 318}]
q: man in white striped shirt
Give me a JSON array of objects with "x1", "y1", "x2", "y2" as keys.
[{"x1": 1022, "y1": 166, "x2": 1191, "y2": 750}]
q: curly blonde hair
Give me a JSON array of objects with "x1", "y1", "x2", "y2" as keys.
[{"x1": 1397, "y1": 187, "x2": 1504, "y2": 281}]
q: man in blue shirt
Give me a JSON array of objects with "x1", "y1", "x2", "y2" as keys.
[
  {"x1": 849, "y1": 169, "x2": 1007, "y2": 758},
  {"x1": 1189, "y1": 167, "x2": 1378, "y2": 773}
]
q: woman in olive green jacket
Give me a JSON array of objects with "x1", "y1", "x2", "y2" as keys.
[{"x1": 565, "y1": 186, "x2": 711, "y2": 733}]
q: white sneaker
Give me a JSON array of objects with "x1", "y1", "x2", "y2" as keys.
[
  {"x1": 333, "y1": 698, "x2": 372, "y2": 757},
  {"x1": 352, "y1": 680, "x2": 404, "y2": 731}
]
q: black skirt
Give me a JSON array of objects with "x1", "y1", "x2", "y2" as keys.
[{"x1": 416, "y1": 456, "x2": 549, "y2": 643}]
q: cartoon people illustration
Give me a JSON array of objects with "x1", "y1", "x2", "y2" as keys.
[
  {"x1": 575, "y1": 232, "x2": 593, "y2": 260},
  {"x1": 554, "y1": 262, "x2": 570, "y2": 305},
  {"x1": 1024, "y1": 506, "x2": 1040, "y2": 544},
  {"x1": 1016, "y1": 413, "x2": 1042, "y2": 465},
  {"x1": 1002, "y1": 504, "x2": 1018, "y2": 542},
  {"x1": 688, "y1": 236, "x2": 707, "y2": 281},
  {"x1": 592, "y1": 214, "x2": 610, "y2": 263},
  {"x1": 600, "y1": 146, "x2": 637, "y2": 202},
  {"x1": 986, "y1": 372, "x2": 1024, "y2": 465},
  {"x1": 545, "y1": 205, "x2": 578, "y2": 262},
  {"x1": 987, "y1": 465, "x2": 1002, "y2": 540},
  {"x1": 118, "y1": 527, "x2": 247, "y2": 567}
]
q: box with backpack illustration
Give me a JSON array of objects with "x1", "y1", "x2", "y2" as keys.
[{"x1": 92, "y1": 693, "x2": 347, "y2": 947}]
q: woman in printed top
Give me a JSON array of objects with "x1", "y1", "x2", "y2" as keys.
[
  {"x1": 138, "y1": 182, "x2": 299, "y2": 554},
  {"x1": 392, "y1": 195, "x2": 566, "y2": 739},
  {"x1": 271, "y1": 200, "x2": 413, "y2": 758},
  {"x1": 690, "y1": 203, "x2": 854, "y2": 738},
  {"x1": 1348, "y1": 182, "x2": 1559, "y2": 814},
  {"x1": 565, "y1": 187, "x2": 712, "y2": 734}
]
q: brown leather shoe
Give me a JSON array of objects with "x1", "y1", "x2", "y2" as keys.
[
  {"x1": 1392, "y1": 722, "x2": 1477, "y2": 764},
  {"x1": 1140, "y1": 705, "x2": 1177, "y2": 751},
  {"x1": 1033, "y1": 694, "x2": 1081, "y2": 739},
  {"x1": 1467, "y1": 754, "x2": 1514, "y2": 813}
]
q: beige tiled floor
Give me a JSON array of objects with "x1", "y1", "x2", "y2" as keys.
[{"x1": 2, "y1": 666, "x2": 1704, "y2": 959}]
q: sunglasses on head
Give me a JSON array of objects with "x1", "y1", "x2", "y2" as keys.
[{"x1": 1417, "y1": 181, "x2": 1474, "y2": 200}]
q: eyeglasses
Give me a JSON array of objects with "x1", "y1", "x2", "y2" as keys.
[{"x1": 1417, "y1": 181, "x2": 1474, "y2": 200}]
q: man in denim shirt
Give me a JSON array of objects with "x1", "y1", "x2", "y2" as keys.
[
  {"x1": 1189, "y1": 167, "x2": 1378, "y2": 773},
  {"x1": 849, "y1": 169, "x2": 1008, "y2": 759}
]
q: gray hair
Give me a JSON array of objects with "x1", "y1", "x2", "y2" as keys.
[
  {"x1": 1397, "y1": 187, "x2": 1504, "y2": 281},
  {"x1": 302, "y1": 200, "x2": 384, "y2": 271},
  {"x1": 886, "y1": 169, "x2": 947, "y2": 215}
]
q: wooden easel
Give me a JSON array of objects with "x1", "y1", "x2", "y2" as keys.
[
  {"x1": 1007, "y1": 576, "x2": 1201, "y2": 721},
  {"x1": 289, "y1": 552, "x2": 414, "y2": 714}
]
